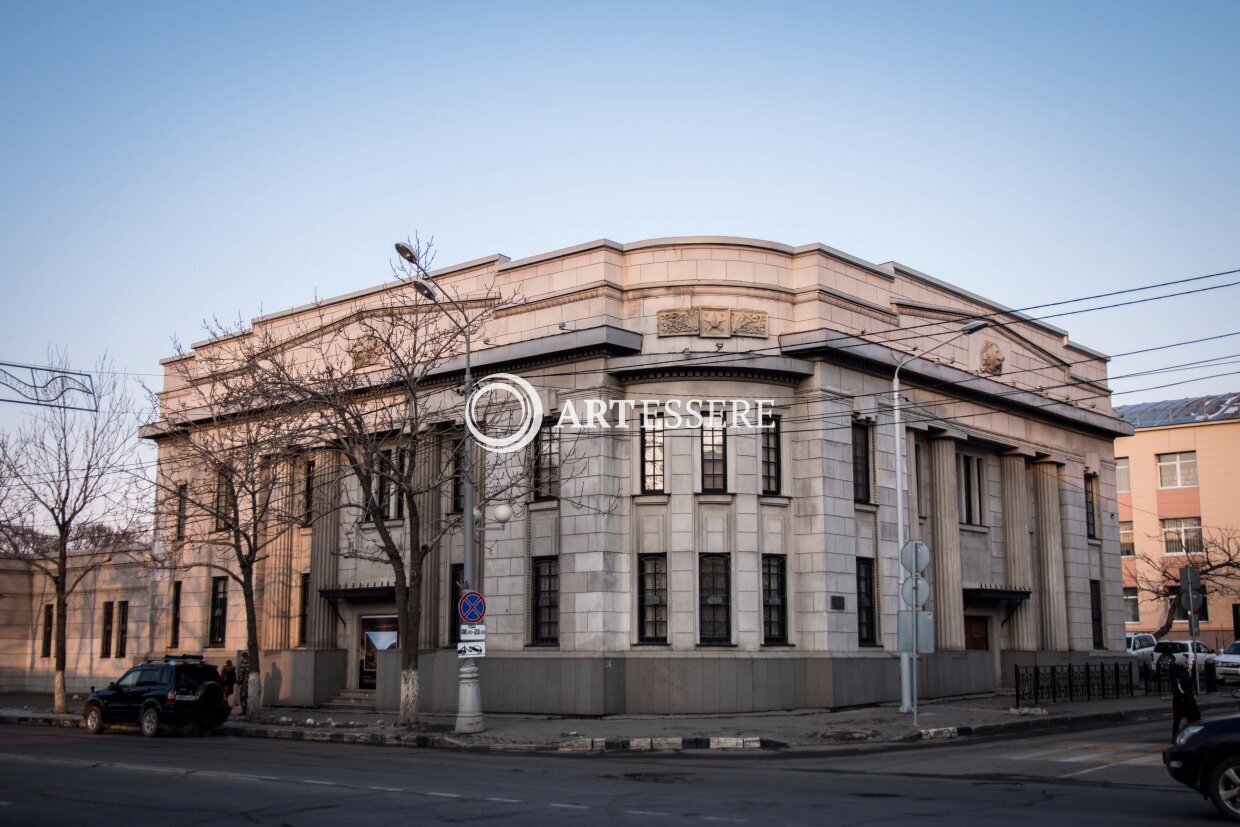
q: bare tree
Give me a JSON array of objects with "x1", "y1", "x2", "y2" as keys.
[
  {"x1": 1130, "y1": 527, "x2": 1240, "y2": 638},
  {"x1": 147, "y1": 335, "x2": 312, "y2": 717},
  {"x1": 0, "y1": 355, "x2": 147, "y2": 713}
]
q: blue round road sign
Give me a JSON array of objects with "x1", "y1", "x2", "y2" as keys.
[{"x1": 458, "y1": 591, "x2": 486, "y2": 624}]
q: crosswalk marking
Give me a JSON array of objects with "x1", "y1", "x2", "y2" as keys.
[{"x1": 1005, "y1": 741, "x2": 1164, "y2": 768}]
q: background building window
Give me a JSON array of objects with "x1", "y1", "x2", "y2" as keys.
[
  {"x1": 958, "y1": 454, "x2": 985, "y2": 526},
  {"x1": 698, "y1": 554, "x2": 731, "y2": 644},
  {"x1": 1158, "y1": 451, "x2": 1198, "y2": 488},
  {"x1": 169, "y1": 581, "x2": 182, "y2": 648},
  {"x1": 1162, "y1": 517, "x2": 1203, "y2": 555},
  {"x1": 1116, "y1": 457, "x2": 1130, "y2": 493},
  {"x1": 299, "y1": 573, "x2": 310, "y2": 646},
  {"x1": 533, "y1": 420, "x2": 560, "y2": 500},
  {"x1": 100, "y1": 602, "x2": 114, "y2": 658},
  {"x1": 450, "y1": 438, "x2": 464, "y2": 513},
  {"x1": 701, "y1": 412, "x2": 727, "y2": 493},
  {"x1": 1085, "y1": 474, "x2": 1100, "y2": 540},
  {"x1": 208, "y1": 576, "x2": 228, "y2": 647},
  {"x1": 762, "y1": 555, "x2": 787, "y2": 645},
  {"x1": 449, "y1": 563, "x2": 464, "y2": 645},
  {"x1": 302, "y1": 459, "x2": 315, "y2": 526},
  {"x1": 174, "y1": 483, "x2": 187, "y2": 540},
  {"x1": 116, "y1": 601, "x2": 129, "y2": 659},
  {"x1": 531, "y1": 557, "x2": 559, "y2": 645},
  {"x1": 1120, "y1": 522, "x2": 1135, "y2": 556},
  {"x1": 638, "y1": 554, "x2": 668, "y2": 644},
  {"x1": 852, "y1": 422, "x2": 872, "y2": 503},
  {"x1": 41, "y1": 604, "x2": 53, "y2": 658},
  {"x1": 1123, "y1": 587, "x2": 1140, "y2": 623},
  {"x1": 1089, "y1": 580, "x2": 1104, "y2": 649},
  {"x1": 641, "y1": 414, "x2": 665, "y2": 494},
  {"x1": 856, "y1": 557, "x2": 877, "y2": 646},
  {"x1": 761, "y1": 416, "x2": 781, "y2": 495}
]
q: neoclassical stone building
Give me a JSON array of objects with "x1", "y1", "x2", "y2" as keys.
[{"x1": 130, "y1": 236, "x2": 1133, "y2": 716}]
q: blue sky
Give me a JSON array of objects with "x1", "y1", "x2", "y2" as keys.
[{"x1": 1, "y1": 0, "x2": 1237, "y2": 424}]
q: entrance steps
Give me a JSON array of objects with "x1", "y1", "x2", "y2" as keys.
[{"x1": 320, "y1": 689, "x2": 376, "y2": 712}]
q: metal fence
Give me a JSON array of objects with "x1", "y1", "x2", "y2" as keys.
[{"x1": 1014, "y1": 662, "x2": 1134, "y2": 707}]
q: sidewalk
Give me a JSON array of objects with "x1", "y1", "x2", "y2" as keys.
[{"x1": 4, "y1": 690, "x2": 1237, "y2": 753}]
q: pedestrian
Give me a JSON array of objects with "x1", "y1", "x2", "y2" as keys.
[
  {"x1": 237, "y1": 652, "x2": 250, "y2": 716},
  {"x1": 221, "y1": 659, "x2": 237, "y2": 706},
  {"x1": 1172, "y1": 660, "x2": 1201, "y2": 741}
]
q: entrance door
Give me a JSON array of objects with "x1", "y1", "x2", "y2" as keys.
[
  {"x1": 1232, "y1": 604, "x2": 1240, "y2": 642},
  {"x1": 359, "y1": 615, "x2": 398, "y2": 690},
  {"x1": 964, "y1": 616, "x2": 990, "y2": 651}
]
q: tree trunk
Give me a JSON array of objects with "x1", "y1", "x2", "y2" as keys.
[
  {"x1": 243, "y1": 569, "x2": 262, "y2": 717},
  {"x1": 396, "y1": 559, "x2": 424, "y2": 727},
  {"x1": 1153, "y1": 596, "x2": 1176, "y2": 639},
  {"x1": 53, "y1": 539, "x2": 68, "y2": 714}
]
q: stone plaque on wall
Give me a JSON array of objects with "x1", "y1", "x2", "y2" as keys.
[
  {"x1": 657, "y1": 308, "x2": 701, "y2": 336},
  {"x1": 656, "y1": 307, "x2": 768, "y2": 339}
]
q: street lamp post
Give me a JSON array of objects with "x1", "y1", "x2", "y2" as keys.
[
  {"x1": 895, "y1": 320, "x2": 988, "y2": 715},
  {"x1": 396, "y1": 242, "x2": 484, "y2": 734}
]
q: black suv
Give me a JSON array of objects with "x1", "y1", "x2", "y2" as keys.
[
  {"x1": 83, "y1": 654, "x2": 230, "y2": 737},
  {"x1": 1166, "y1": 714, "x2": 1240, "y2": 821}
]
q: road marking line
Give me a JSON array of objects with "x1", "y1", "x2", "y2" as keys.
[
  {"x1": 299, "y1": 780, "x2": 338, "y2": 786},
  {"x1": 625, "y1": 811, "x2": 670, "y2": 817},
  {"x1": 486, "y1": 797, "x2": 521, "y2": 803},
  {"x1": 1059, "y1": 752, "x2": 1162, "y2": 778},
  {"x1": 426, "y1": 792, "x2": 461, "y2": 798},
  {"x1": 550, "y1": 803, "x2": 589, "y2": 809}
]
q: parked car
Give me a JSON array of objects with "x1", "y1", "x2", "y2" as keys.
[
  {"x1": 1214, "y1": 642, "x2": 1240, "y2": 684},
  {"x1": 1149, "y1": 640, "x2": 1215, "y2": 673},
  {"x1": 1166, "y1": 714, "x2": 1240, "y2": 821},
  {"x1": 1127, "y1": 633, "x2": 1157, "y2": 658},
  {"x1": 83, "y1": 654, "x2": 230, "y2": 737}
]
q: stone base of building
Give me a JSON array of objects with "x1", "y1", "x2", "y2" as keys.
[
  {"x1": 260, "y1": 648, "x2": 347, "y2": 708},
  {"x1": 363, "y1": 649, "x2": 998, "y2": 718}
]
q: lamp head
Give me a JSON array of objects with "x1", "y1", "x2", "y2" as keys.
[
  {"x1": 494, "y1": 504, "x2": 513, "y2": 524},
  {"x1": 412, "y1": 280, "x2": 436, "y2": 300},
  {"x1": 961, "y1": 320, "x2": 989, "y2": 335},
  {"x1": 394, "y1": 242, "x2": 418, "y2": 265}
]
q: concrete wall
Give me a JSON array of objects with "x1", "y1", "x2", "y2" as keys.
[{"x1": 261, "y1": 649, "x2": 347, "y2": 707}]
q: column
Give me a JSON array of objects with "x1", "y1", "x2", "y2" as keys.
[
  {"x1": 1034, "y1": 460, "x2": 1069, "y2": 651},
  {"x1": 930, "y1": 436, "x2": 964, "y2": 651},
  {"x1": 1000, "y1": 453, "x2": 1037, "y2": 651},
  {"x1": 308, "y1": 453, "x2": 341, "y2": 649}
]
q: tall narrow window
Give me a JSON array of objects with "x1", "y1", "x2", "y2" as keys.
[
  {"x1": 174, "y1": 483, "x2": 187, "y2": 540},
  {"x1": 298, "y1": 573, "x2": 310, "y2": 646},
  {"x1": 701, "y1": 411, "x2": 727, "y2": 493},
  {"x1": 641, "y1": 413, "x2": 665, "y2": 494},
  {"x1": 1084, "y1": 474, "x2": 1100, "y2": 540},
  {"x1": 852, "y1": 423, "x2": 872, "y2": 503},
  {"x1": 170, "y1": 581, "x2": 182, "y2": 648},
  {"x1": 450, "y1": 438, "x2": 464, "y2": 513},
  {"x1": 100, "y1": 602, "x2": 114, "y2": 658},
  {"x1": 761, "y1": 415, "x2": 781, "y2": 495},
  {"x1": 761, "y1": 555, "x2": 787, "y2": 645},
  {"x1": 1158, "y1": 451, "x2": 1198, "y2": 488},
  {"x1": 214, "y1": 470, "x2": 231, "y2": 532},
  {"x1": 302, "y1": 459, "x2": 316, "y2": 526},
  {"x1": 531, "y1": 557, "x2": 559, "y2": 645},
  {"x1": 533, "y1": 421, "x2": 560, "y2": 501},
  {"x1": 698, "y1": 554, "x2": 731, "y2": 644},
  {"x1": 208, "y1": 576, "x2": 228, "y2": 647},
  {"x1": 1116, "y1": 457, "x2": 1130, "y2": 493},
  {"x1": 41, "y1": 604, "x2": 53, "y2": 658},
  {"x1": 856, "y1": 558, "x2": 877, "y2": 646},
  {"x1": 1162, "y1": 517, "x2": 1203, "y2": 555},
  {"x1": 449, "y1": 563, "x2": 464, "y2": 644},
  {"x1": 915, "y1": 441, "x2": 930, "y2": 519},
  {"x1": 1089, "y1": 580, "x2": 1104, "y2": 649},
  {"x1": 958, "y1": 454, "x2": 986, "y2": 526},
  {"x1": 116, "y1": 601, "x2": 129, "y2": 659},
  {"x1": 638, "y1": 554, "x2": 668, "y2": 644},
  {"x1": 369, "y1": 448, "x2": 403, "y2": 522},
  {"x1": 1119, "y1": 522, "x2": 1134, "y2": 556},
  {"x1": 1123, "y1": 587, "x2": 1140, "y2": 623}
]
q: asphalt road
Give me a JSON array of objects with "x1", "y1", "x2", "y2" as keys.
[{"x1": 0, "y1": 721, "x2": 1219, "y2": 826}]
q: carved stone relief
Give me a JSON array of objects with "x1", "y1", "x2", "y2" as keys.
[
  {"x1": 349, "y1": 335, "x2": 384, "y2": 371},
  {"x1": 980, "y1": 341, "x2": 1005, "y2": 375},
  {"x1": 656, "y1": 307, "x2": 768, "y2": 338}
]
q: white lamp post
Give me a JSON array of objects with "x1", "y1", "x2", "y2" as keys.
[{"x1": 895, "y1": 320, "x2": 989, "y2": 715}]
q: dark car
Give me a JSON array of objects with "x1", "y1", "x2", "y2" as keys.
[
  {"x1": 83, "y1": 654, "x2": 230, "y2": 737},
  {"x1": 1165, "y1": 714, "x2": 1240, "y2": 821}
]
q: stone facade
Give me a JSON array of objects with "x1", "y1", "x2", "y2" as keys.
[{"x1": 0, "y1": 237, "x2": 1134, "y2": 713}]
